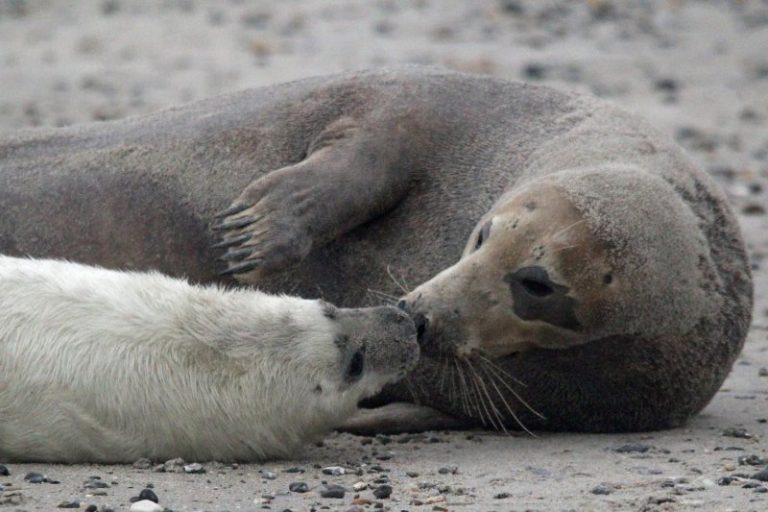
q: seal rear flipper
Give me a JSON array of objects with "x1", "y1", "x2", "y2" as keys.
[
  {"x1": 339, "y1": 403, "x2": 471, "y2": 436},
  {"x1": 213, "y1": 117, "x2": 412, "y2": 283}
]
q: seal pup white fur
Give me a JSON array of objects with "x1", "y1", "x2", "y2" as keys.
[{"x1": 0, "y1": 256, "x2": 418, "y2": 463}]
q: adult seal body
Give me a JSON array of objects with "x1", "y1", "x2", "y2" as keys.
[
  {"x1": 0, "y1": 67, "x2": 752, "y2": 432},
  {"x1": 0, "y1": 256, "x2": 417, "y2": 463}
]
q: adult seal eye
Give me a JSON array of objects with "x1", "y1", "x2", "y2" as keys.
[{"x1": 474, "y1": 220, "x2": 493, "y2": 251}]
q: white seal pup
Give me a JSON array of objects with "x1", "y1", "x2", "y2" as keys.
[{"x1": 0, "y1": 256, "x2": 418, "y2": 463}]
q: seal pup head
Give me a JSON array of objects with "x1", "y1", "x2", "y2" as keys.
[
  {"x1": 245, "y1": 299, "x2": 420, "y2": 412},
  {"x1": 399, "y1": 166, "x2": 715, "y2": 360}
]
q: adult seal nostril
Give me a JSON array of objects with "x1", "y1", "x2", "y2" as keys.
[{"x1": 412, "y1": 313, "x2": 429, "y2": 344}]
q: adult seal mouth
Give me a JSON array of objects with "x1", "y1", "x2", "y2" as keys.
[{"x1": 0, "y1": 67, "x2": 752, "y2": 434}]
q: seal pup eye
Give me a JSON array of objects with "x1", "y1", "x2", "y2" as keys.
[{"x1": 474, "y1": 220, "x2": 493, "y2": 251}]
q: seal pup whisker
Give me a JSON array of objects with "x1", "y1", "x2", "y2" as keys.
[
  {"x1": 385, "y1": 264, "x2": 410, "y2": 294},
  {"x1": 366, "y1": 288, "x2": 399, "y2": 304}
]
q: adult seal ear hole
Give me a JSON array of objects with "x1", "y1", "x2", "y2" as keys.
[{"x1": 0, "y1": 256, "x2": 418, "y2": 463}]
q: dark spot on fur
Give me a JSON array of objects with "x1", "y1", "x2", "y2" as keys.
[
  {"x1": 603, "y1": 273, "x2": 613, "y2": 285},
  {"x1": 524, "y1": 201, "x2": 537, "y2": 211},
  {"x1": 505, "y1": 266, "x2": 581, "y2": 330},
  {"x1": 314, "y1": 385, "x2": 323, "y2": 394},
  {"x1": 334, "y1": 334, "x2": 349, "y2": 347}
]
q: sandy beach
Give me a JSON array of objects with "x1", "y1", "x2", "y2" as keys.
[{"x1": 0, "y1": 1, "x2": 767, "y2": 510}]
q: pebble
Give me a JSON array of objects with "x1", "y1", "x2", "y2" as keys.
[
  {"x1": 717, "y1": 476, "x2": 734, "y2": 486},
  {"x1": 261, "y1": 470, "x2": 277, "y2": 480},
  {"x1": 752, "y1": 469, "x2": 768, "y2": 482},
  {"x1": 24, "y1": 471, "x2": 58, "y2": 484},
  {"x1": 759, "y1": 367, "x2": 768, "y2": 377},
  {"x1": 83, "y1": 478, "x2": 109, "y2": 489},
  {"x1": 405, "y1": 471, "x2": 419, "y2": 478},
  {"x1": 352, "y1": 481, "x2": 367, "y2": 491},
  {"x1": 0, "y1": 465, "x2": 9, "y2": 476},
  {"x1": 138, "y1": 488, "x2": 159, "y2": 503},
  {"x1": 738, "y1": 454, "x2": 766, "y2": 466},
  {"x1": 591, "y1": 483, "x2": 615, "y2": 495},
  {"x1": 162, "y1": 458, "x2": 186, "y2": 473},
  {"x1": 132, "y1": 458, "x2": 153, "y2": 470},
  {"x1": 494, "y1": 492, "x2": 511, "y2": 499},
  {"x1": 722, "y1": 427, "x2": 752, "y2": 439},
  {"x1": 289, "y1": 482, "x2": 309, "y2": 493},
  {"x1": 437, "y1": 465, "x2": 458, "y2": 475},
  {"x1": 130, "y1": 500, "x2": 163, "y2": 512},
  {"x1": 84, "y1": 505, "x2": 98, "y2": 512},
  {"x1": 57, "y1": 500, "x2": 80, "y2": 508},
  {"x1": 319, "y1": 484, "x2": 346, "y2": 499},
  {"x1": 322, "y1": 466, "x2": 345, "y2": 476},
  {"x1": 614, "y1": 443, "x2": 651, "y2": 453},
  {"x1": 183, "y1": 463, "x2": 206, "y2": 474},
  {"x1": 372, "y1": 484, "x2": 392, "y2": 499}
]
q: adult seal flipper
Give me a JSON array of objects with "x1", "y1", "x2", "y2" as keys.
[
  {"x1": 0, "y1": 67, "x2": 752, "y2": 433},
  {"x1": 215, "y1": 117, "x2": 412, "y2": 280}
]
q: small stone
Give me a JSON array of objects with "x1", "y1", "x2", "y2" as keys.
[
  {"x1": 163, "y1": 458, "x2": 186, "y2": 472},
  {"x1": 373, "y1": 485, "x2": 392, "y2": 499},
  {"x1": 759, "y1": 368, "x2": 768, "y2": 377},
  {"x1": 752, "y1": 469, "x2": 768, "y2": 482},
  {"x1": 437, "y1": 465, "x2": 458, "y2": 475},
  {"x1": 717, "y1": 476, "x2": 735, "y2": 486},
  {"x1": 352, "y1": 481, "x2": 367, "y2": 491},
  {"x1": 132, "y1": 458, "x2": 152, "y2": 470},
  {"x1": 0, "y1": 465, "x2": 9, "y2": 476},
  {"x1": 84, "y1": 505, "x2": 98, "y2": 512},
  {"x1": 130, "y1": 501, "x2": 163, "y2": 512},
  {"x1": 24, "y1": 472, "x2": 46, "y2": 484},
  {"x1": 183, "y1": 463, "x2": 205, "y2": 474},
  {"x1": 614, "y1": 443, "x2": 651, "y2": 453},
  {"x1": 138, "y1": 489, "x2": 159, "y2": 503},
  {"x1": 261, "y1": 470, "x2": 277, "y2": 480},
  {"x1": 285, "y1": 466, "x2": 305, "y2": 473},
  {"x1": 494, "y1": 492, "x2": 511, "y2": 499},
  {"x1": 346, "y1": 507, "x2": 365, "y2": 512},
  {"x1": 738, "y1": 454, "x2": 766, "y2": 466},
  {"x1": 755, "y1": 486, "x2": 768, "y2": 493},
  {"x1": 289, "y1": 482, "x2": 309, "y2": 493},
  {"x1": 406, "y1": 471, "x2": 419, "y2": 478},
  {"x1": 722, "y1": 427, "x2": 752, "y2": 439},
  {"x1": 322, "y1": 466, "x2": 345, "y2": 476},
  {"x1": 320, "y1": 484, "x2": 346, "y2": 499},
  {"x1": 57, "y1": 500, "x2": 80, "y2": 508},
  {"x1": 352, "y1": 497, "x2": 372, "y2": 505},
  {"x1": 724, "y1": 463, "x2": 736, "y2": 471},
  {"x1": 84, "y1": 479, "x2": 109, "y2": 489},
  {"x1": 743, "y1": 481, "x2": 762, "y2": 488},
  {"x1": 591, "y1": 483, "x2": 615, "y2": 495},
  {"x1": 425, "y1": 496, "x2": 446, "y2": 504}
]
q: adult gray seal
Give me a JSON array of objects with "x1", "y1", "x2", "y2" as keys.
[
  {"x1": 0, "y1": 67, "x2": 752, "y2": 432},
  {"x1": 0, "y1": 255, "x2": 417, "y2": 463}
]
